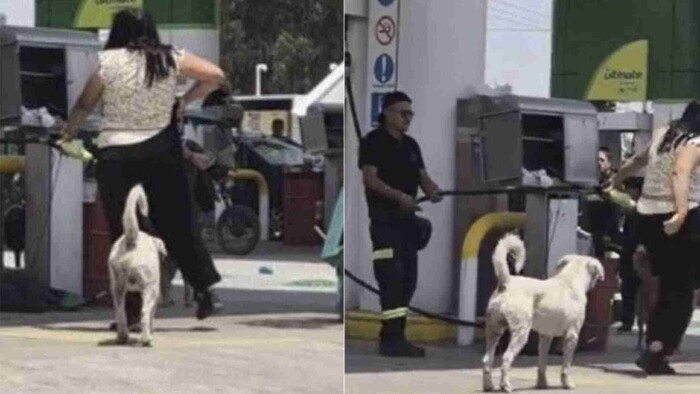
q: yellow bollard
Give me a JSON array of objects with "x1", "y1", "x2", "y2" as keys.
[
  {"x1": 0, "y1": 155, "x2": 26, "y2": 174},
  {"x1": 229, "y1": 169, "x2": 270, "y2": 241},
  {"x1": 458, "y1": 212, "x2": 526, "y2": 345}
]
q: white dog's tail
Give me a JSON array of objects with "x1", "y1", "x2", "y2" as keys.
[
  {"x1": 123, "y1": 184, "x2": 149, "y2": 248},
  {"x1": 492, "y1": 233, "x2": 526, "y2": 286}
]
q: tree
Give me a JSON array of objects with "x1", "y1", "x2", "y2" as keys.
[
  {"x1": 270, "y1": 31, "x2": 314, "y2": 93},
  {"x1": 220, "y1": 0, "x2": 342, "y2": 95}
]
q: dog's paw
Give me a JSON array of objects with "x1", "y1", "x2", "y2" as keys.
[
  {"x1": 116, "y1": 334, "x2": 129, "y2": 345},
  {"x1": 482, "y1": 372, "x2": 494, "y2": 392},
  {"x1": 500, "y1": 378, "x2": 513, "y2": 393},
  {"x1": 141, "y1": 330, "x2": 153, "y2": 347},
  {"x1": 561, "y1": 374, "x2": 576, "y2": 390},
  {"x1": 536, "y1": 374, "x2": 548, "y2": 389}
]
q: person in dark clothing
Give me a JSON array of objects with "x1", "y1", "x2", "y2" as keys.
[
  {"x1": 272, "y1": 118, "x2": 285, "y2": 139},
  {"x1": 610, "y1": 100, "x2": 700, "y2": 374},
  {"x1": 598, "y1": 147, "x2": 616, "y2": 185},
  {"x1": 271, "y1": 118, "x2": 301, "y2": 147},
  {"x1": 358, "y1": 91, "x2": 442, "y2": 358},
  {"x1": 591, "y1": 147, "x2": 621, "y2": 258},
  {"x1": 58, "y1": 9, "x2": 226, "y2": 324},
  {"x1": 617, "y1": 177, "x2": 644, "y2": 333}
]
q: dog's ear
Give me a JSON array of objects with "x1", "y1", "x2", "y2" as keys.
[
  {"x1": 154, "y1": 239, "x2": 167, "y2": 259},
  {"x1": 587, "y1": 259, "x2": 605, "y2": 287},
  {"x1": 555, "y1": 257, "x2": 570, "y2": 273}
]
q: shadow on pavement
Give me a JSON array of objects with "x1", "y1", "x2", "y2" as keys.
[
  {"x1": 592, "y1": 363, "x2": 700, "y2": 378},
  {"x1": 0, "y1": 285, "x2": 340, "y2": 328},
  {"x1": 345, "y1": 332, "x2": 700, "y2": 376},
  {"x1": 242, "y1": 316, "x2": 342, "y2": 329},
  {"x1": 35, "y1": 324, "x2": 219, "y2": 333},
  {"x1": 207, "y1": 240, "x2": 324, "y2": 263},
  {"x1": 97, "y1": 338, "x2": 149, "y2": 347}
]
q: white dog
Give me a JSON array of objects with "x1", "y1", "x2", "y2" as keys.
[
  {"x1": 108, "y1": 184, "x2": 166, "y2": 346},
  {"x1": 482, "y1": 234, "x2": 604, "y2": 392}
]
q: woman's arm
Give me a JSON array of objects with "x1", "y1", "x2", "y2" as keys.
[
  {"x1": 663, "y1": 143, "x2": 700, "y2": 235},
  {"x1": 60, "y1": 70, "x2": 104, "y2": 141},
  {"x1": 609, "y1": 141, "x2": 651, "y2": 189},
  {"x1": 178, "y1": 53, "x2": 226, "y2": 107},
  {"x1": 601, "y1": 142, "x2": 651, "y2": 190},
  {"x1": 671, "y1": 144, "x2": 700, "y2": 217}
]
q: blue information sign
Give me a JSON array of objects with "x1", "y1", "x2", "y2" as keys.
[{"x1": 374, "y1": 54, "x2": 394, "y2": 84}]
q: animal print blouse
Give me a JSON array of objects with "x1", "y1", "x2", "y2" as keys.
[
  {"x1": 95, "y1": 48, "x2": 185, "y2": 148},
  {"x1": 637, "y1": 126, "x2": 700, "y2": 215}
]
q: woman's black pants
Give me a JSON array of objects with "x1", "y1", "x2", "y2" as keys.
[
  {"x1": 95, "y1": 124, "x2": 221, "y2": 295},
  {"x1": 640, "y1": 208, "x2": 700, "y2": 355}
]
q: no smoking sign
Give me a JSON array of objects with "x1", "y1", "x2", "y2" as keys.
[
  {"x1": 375, "y1": 16, "x2": 396, "y2": 46},
  {"x1": 367, "y1": 0, "x2": 399, "y2": 128}
]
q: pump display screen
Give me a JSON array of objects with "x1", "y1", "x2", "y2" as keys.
[
  {"x1": 19, "y1": 47, "x2": 67, "y2": 117},
  {"x1": 481, "y1": 110, "x2": 522, "y2": 183},
  {"x1": 521, "y1": 115, "x2": 564, "y2": 180}
]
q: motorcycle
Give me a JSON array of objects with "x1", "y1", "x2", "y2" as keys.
[{"x1": 181, "y1": 113, "x2": 261, "y2": 256}]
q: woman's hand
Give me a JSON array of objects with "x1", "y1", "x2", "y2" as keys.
[
  {"x1": 58, "y1": 69, "x2": 103, "y2": 146},
  {"x1": 175, "y1": 98, "x2": 186, "y2": 121},
  {"x1": 604, "y1": 174, "x2": 624, "y2": 191},
  {"x1": 663, "y1": 211, "x2": 687, "y2": 235},
  {"x1": 669, "y1": 144, "x2": 700, "y2": 235},
  {"x1": 57, "y1": 127, "x2": 73, "y2": 146}
]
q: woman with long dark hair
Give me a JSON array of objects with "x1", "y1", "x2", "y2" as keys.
[
  {"x1": 611, "y1": 100, "x2": 700, "y2": 374},
  {"x1": 59, "y1": 9, "x2": 226, "y2": 324}
]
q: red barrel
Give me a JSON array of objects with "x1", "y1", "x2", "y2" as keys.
[
  {"x1": 579, "y1": 257, "x2": 619, "y2": 351},
  {"x1": 282, "y1": 167, "x2": 323, "y2": 245},
  {"x1": 82, "y1": 196, "x2": 112, "y2": 307}
]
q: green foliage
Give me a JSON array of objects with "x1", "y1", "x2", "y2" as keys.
[
  {"x1": 220, "y1": 0, "x2": 342, "y2": 95},
  {"x1": 271, "y1": 31, "x2": 314, "y2": 93}
]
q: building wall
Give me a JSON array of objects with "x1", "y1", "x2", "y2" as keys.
[
  {"x1": 345, "y1": 2, "x2": 369, "y2": 310},
  {"x1": 552, "y1": 0, "x2": 700, "y2": 99},
  {"x1": 36, "y1": 1, "x2": 220, "y2": 66},
  {"x1": 0, "y1": 0, "x2": 35, "y2": 27},
  {"x1": 159, "y1": 28, "x2": 219, "y2": 67},
  {"x1": 346, "y1": 0, "x2": 487, "y2": 313},
  {"x1": 36, "y1": 0, "x2": 218, "y2": 29}
]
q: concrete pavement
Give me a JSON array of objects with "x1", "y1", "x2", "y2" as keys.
[
  {"x1": 1, "y1": 242, "x2": 343, "y2": 394},
  {"x1": 345, "y1": 311, "x2": 700, "y2": 393}
]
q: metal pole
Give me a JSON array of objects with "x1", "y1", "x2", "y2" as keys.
[{"x1": 255, "y1": 63, "x2": 268, "y2": 96}]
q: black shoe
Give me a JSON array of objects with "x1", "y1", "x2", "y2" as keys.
[
  {"x1": 108, "y1": 321, "x2": 142, "y2": 332},
  {"x1": 617, "y1": 324, "x2": 633, "y2": 333},
  {"x1": 635, "y1": 350, "x2": 675, "y2": 375},
  {"x1": 656, "y1": 358, "x2": 677, "y2": 375},
  {"x1": 402, "y1": 340, "x2": 426, "y2": 357},
  {"x1": 379, "y1": 339, "x2": 426, "y2": 358},
  {"x1": 194, "y1": 289, "x2": 222, "y2": 320},
  {"x1": 635, "y1": 350, "x2": 656, "y2": 373}
]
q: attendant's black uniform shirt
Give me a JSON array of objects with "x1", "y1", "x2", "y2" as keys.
[{"x1": 358, "y1": 127, "x2": 425, "y2": 219}]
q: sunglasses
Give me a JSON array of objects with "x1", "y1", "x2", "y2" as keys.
[{"x1": 388, "y1": 108, "x2": 415, "y2": 119}]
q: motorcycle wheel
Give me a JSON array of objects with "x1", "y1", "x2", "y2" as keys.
[{"x1": 215, "y1": 204, "x2": 261, "y2": 255}]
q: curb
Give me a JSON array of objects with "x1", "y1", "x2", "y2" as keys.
[{"x1": 345, "y1": 310, "x2": 459, "y2": 343}]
